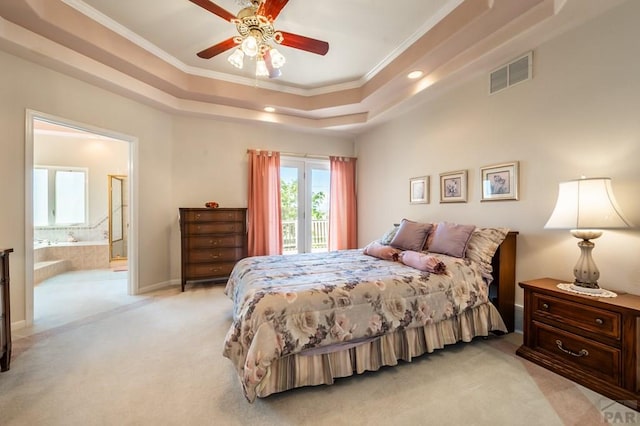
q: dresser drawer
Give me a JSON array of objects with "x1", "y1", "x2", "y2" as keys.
[
  {"x1": 183, "y1": 221, "x2": 245, "y2": 235},
  {"x1": 532, "y1": 321, "x2": 621, "y2": 385},
  {"x1": 184, "y1": 262, "x2": 237, "y2": 279},
  {"x1": 182, "y1": 209, "x2": 245, "y2": 223},
  {"x1": 532, "y1": 292, "x2": 620, "y2": 340},
  {"x1": 186, "y1": 248, "x2": 245, "y2": 263},
  {"x1": 184, "y1": 235, "x2": 245, "y2": 249}
]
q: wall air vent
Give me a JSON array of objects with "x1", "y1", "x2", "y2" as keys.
[{"x1": 489, "y1": 51, "x2": 532, "y2": 94}]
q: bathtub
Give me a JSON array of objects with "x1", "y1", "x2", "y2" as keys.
[{"x1": 34, "y1": 241, "x2": 110, "y2": 283}]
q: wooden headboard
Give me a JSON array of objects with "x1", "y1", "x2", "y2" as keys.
[{"x1": 490, "y1": 231, "x2": 518, "y2": 332}]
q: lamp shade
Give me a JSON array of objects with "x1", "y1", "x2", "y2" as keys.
[{"x1": 545, "y1": 177, "x2": 630, "y2": 229}]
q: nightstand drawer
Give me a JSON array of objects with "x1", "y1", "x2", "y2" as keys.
[
  {"x1": 532, "y1": 292, "x2": 620, "y2": 340},
  {"x1": 532, "y1": 321, "x2": 621, "y2": 385}
]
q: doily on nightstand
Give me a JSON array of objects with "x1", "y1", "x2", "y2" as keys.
[{"x1": 557, "y1": 283, "x2": 617, "y2": 297}]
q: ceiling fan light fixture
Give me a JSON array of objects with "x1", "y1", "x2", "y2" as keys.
[
  {"x1": 256, "y1": 57, "x2": 269, "y2": 77},
  {"x1": 269, "y1": 48, "x2": 286, "y2": 69},
  {"x1": 190, "y1": 0, "x2": 328, "y2": 78},
  {"x1": 227, "y1": 49, "x2": 245, "y2": 69},
  {"x1": 241, "y1": 35, "x2": 259, "y2": 57}
]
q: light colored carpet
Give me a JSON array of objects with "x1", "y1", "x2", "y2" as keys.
[{"x1": 1, "y1": 273, "x2": 635, "y2": 425}]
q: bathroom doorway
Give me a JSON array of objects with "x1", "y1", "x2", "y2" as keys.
[{"x1": 25, "y1": 110, "x2": 138, "y2": 329}]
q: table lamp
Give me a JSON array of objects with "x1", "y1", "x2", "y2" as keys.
[{"x1": 544, "y1": 177, "x2": 630, "y2": 295}]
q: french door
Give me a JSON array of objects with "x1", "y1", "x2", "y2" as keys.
[{"x1": 280, "y1": 157, "x2": 330, "y2": 254}]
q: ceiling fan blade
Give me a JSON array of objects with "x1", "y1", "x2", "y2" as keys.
[
  {"x1": 259, "y1": 0, "x2": 290, "y2": 20},
  {"x1": 189, "y1": 0, "x2": 236, "y2": 22},
  {"x1": 279, "y1": 31, "x2": 329, "y2": 56},
  {"x1": 197, "y1": 37, "x2": 237, "y2": 59}
]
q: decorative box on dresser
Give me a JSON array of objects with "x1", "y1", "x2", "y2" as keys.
[
  {"x1": 179, "y1": 208, "x2": 247, "y2": 292},
  {"x1": 1, "y1": 248, "x2": 14, "y2": 372},
  {"x1": 517, "y1": 278, "x2": 640, "y2": 410}
]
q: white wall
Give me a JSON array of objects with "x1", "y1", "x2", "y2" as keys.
[
  {"x1": 0, "y1": 48, "x2": 354, "y2": 326},
  {"x1": 355, "y1": 0, "x2": 640, "y2": 303}
]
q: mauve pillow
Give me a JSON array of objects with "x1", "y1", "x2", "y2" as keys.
[
  {"x1": 399, "y1": 251, "x2": 446, "y2": 274},
  {"x1": 389, "y1": 219, "x2": 433, "y2": 251},
  {"x1": 363, "y1": 241, "x2": 400, "y2": 261},
  {"x1": 424, "y1": 222, "x2": 438, "y2": 250},
  {"x1": 428, "y1": 222, "x2": 476, "y2": 258}
]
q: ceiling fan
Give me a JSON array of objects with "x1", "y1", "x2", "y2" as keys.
[{"x1": 189, "y1": 0, "x2": 329, "y2": 78}]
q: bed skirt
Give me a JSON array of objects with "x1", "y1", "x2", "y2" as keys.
[{"x1": 254, "y1": 302, "x2": 507, "y2": 399}]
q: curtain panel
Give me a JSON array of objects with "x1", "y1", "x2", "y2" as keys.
[
  {"x1": 329, "y1": 156, "x2": 357, "y2": 250},
  {"x1": 247, "y1": 150, "x2": 283, "y2": 256}
]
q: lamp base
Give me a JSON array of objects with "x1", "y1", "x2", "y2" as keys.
[{"x1": 571, "y1": 283, "x2": 608, "y2": 294}]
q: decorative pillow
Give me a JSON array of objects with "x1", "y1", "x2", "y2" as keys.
[
  {"x1": 363, "y1": 241, "x2": 400, "y2": 261},
  {"x1": 424, "y1": 222, "x2": 438, "y2": 251},
  {"x1": 389, "y1": 219, "x2": 433, "y2": 251},
  {"x1": 428, "y1": 222, "x2": 476, "y2": 258},
  {"x1": 379, "y1": 224, "x2": 400, "y2": 245},
  {"x1": 399, "y1": 250, "x2": 446, "y2": 274},
  {"x1": 465, "y1": 227, "x2": 510, "y2": 279}
]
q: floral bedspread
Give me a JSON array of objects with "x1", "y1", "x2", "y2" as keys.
[{"x1": 223, "y1": 249, "x2": 491, "y2": 401}]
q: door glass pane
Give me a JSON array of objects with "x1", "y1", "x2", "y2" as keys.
[
  {"x1": 55, "y1": 170, "x2": 86, "y2": 224},
  {"x1": 310, "y1": 168, "x2": 330, "y2": 252},
  {"x1": 280, "y1": 166, "x2": 299, "y2": 254}
]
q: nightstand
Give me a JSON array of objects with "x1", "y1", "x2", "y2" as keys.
[{"x1": 517, "y1": 278, "x2": 640, "y2": 411}]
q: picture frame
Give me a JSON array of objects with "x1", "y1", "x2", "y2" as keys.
[
  {"x1": 480, "y1": 161, "x2": 519, "y2": 201},
  {"x1": 409, "y1": 176, "x2": 429, "y2": 204},
  {"x1": 439, "y1": 170, "x2": 467, "y2": 203}
]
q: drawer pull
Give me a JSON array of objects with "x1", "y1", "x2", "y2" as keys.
[
  {"x1": 210, "y1": 253, "x2": 220, "y2": 259},
  {"x1": 595, "y1": 318, "x2": 604, "y2": 325},
  {"x1": 542, "y1": 303, "x2": 549, "y2": 310},
  {"x1": 195, "y1": 214, "x2": 201, "y2": 219},
  {"x1": 555, "y1": 339, "x2": 589, "y2": 358}
]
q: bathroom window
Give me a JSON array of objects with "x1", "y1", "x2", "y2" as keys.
[{"x1": 33, "y1": 166, "x2": 88, "y2": 226}]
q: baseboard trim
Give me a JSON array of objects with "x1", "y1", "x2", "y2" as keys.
[
  {"x1": 11, "y1": 320, "x2": 27, "y2": 331},
  {"x1": 138, "y1": 279, "x2": 179, "y2": 294}
]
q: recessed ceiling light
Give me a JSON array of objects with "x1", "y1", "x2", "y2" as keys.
[
  {"x1": 264, "y1": 106, "x2": 276, "y2": 113},
  {"x1": 407, "y1": 71, "x2": 424, "y2": 80}
]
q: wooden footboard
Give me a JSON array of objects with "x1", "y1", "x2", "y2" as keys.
[{"x1": 490, "y1": 231, "x2": 518, "y2": 332}]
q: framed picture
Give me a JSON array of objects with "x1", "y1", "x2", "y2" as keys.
[
  {"x1": 439, "y1": 170, "x2": 467, "y2": 203},
  {"x1": 409, "y1": 176, "x2": 429, "y2": 204},
  {"x1": 481, "y1": 161, "x2": 519, "y2": 201}
]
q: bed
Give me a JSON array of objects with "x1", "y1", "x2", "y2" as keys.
[{"x1": 223, "y1": 222, "x2": 517, "y2": 402}]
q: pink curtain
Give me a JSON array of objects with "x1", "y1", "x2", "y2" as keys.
[
  {"x1": 247, "y1": 150, "x2": 283, "y2": 256},
  {"x1": 329, "y1": 156, "x2": 357, "y2": 250}
]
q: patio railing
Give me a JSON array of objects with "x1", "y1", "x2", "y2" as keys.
[{"x1": 283, "y1": 219, "x2": 328, "y2": 253}]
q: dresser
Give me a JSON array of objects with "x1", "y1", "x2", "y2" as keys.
[
  {"x1": 1, "y1": 248, "x2": 14, "y2": 372},
  {"x1": 179, "y1": 208, "x2": 247, "y2": 291},
  {"x1": 517, "y1": 278, "x2": 640, "y2": 411}
]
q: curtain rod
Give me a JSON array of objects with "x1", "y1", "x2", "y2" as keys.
[{"x1": 247, "y1": 149, "x2": 329, "y2": 160}]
